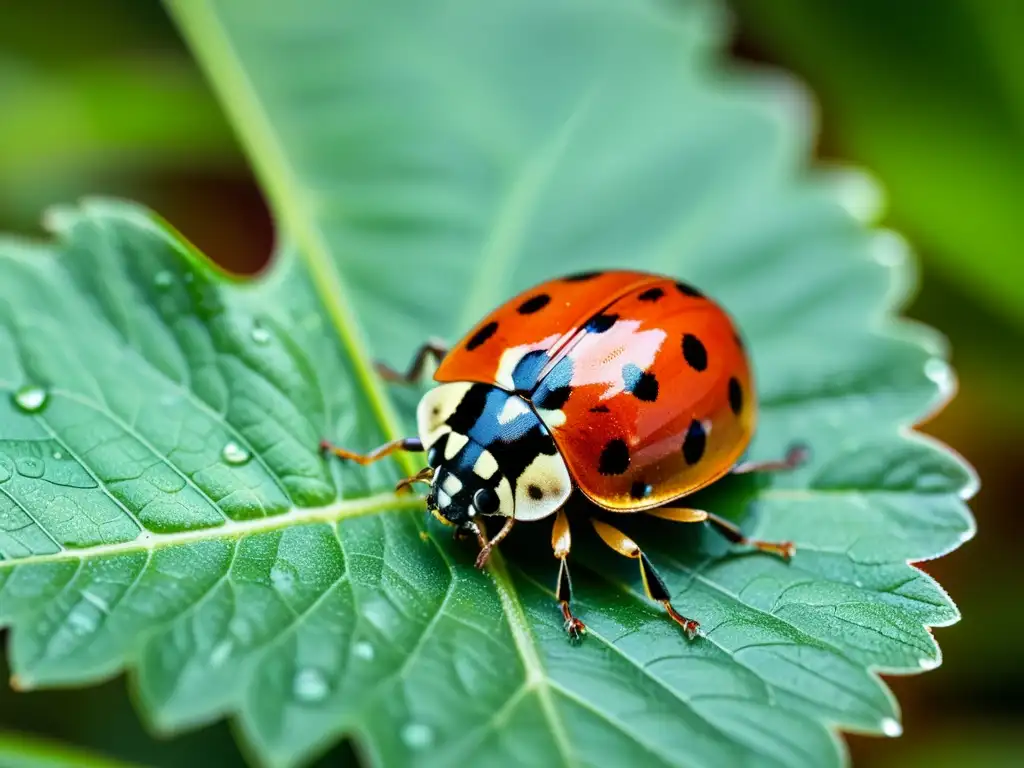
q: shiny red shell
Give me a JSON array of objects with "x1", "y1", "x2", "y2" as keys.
[{"x1": 435, "y1": 271, "x2": 755, "y2": 511}]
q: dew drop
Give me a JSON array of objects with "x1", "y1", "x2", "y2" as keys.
[
  {"x1": 221, "y1": 441, "x2": 251, "y2": 466},
  {"x1": 293, "y1": 668, "x2": 330, "y2": 702},
  {"x1": 210, "y1": 640, "x2": 233, "y2": 668},
  {"x1": 13, "y1": 386, "x2": 48, "y2": 414},
  {"x1": 924, "y1": 358, "x2": 953, "y2": 389},
  {"x1": 353, "y1": 641, "x2": 375, "y2": 661},
  {"x1": 831, "y1": 170, "x2": 883, "y2": 223},
  {"x1": 400, "y1": 723, "x2": 434, "y2": 750},
  {"x1": 154, "y1": 270, "x2": 174, "y2": 288},
  {"x1": 880, "y1": 717, "x2": 903, "y2": 737},
  {"x1": 16, "y1": 457, "x2": 44, "y2": 478},
  {"x1": 872, "y1": 230, "x2": 909, "y2": 267},
  {"x1": 251, "y1": 322, "x2": 271, "y2": 345},
  {"x1": 67, "y1": 608, "x2": 99, "y2": 634},
  {"x1": 918, "y1": 657, "x2": 939, "y2": 671},
  {"x1": 52, "y1": 450, "x2": 63, "y2": 460}
]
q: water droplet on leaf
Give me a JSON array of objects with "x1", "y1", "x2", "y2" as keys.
[
  {"x1": 924, "y1": 358, "x2": 952, "y2": 389},
  {"x1": 880, "y1": 717, "x2": 902, "y2": 737},
  {"x1": 210, "y1": 640, "x2": 233, "y2": 667},
  {"x1": 154, "y1": 271, "x2": 173, "y2": 288},
  {"x1": 353, "y1": 641, "x2": 374, "y2": 661},
  {"x1": 401, "y1": 723, "x2": 434, "y2": 749},
  {"x1": 221, "y1": 442, "x2": 251, "y2": 466},
  {"x1": 13, "y1": 386, "x2": 48, "y2": 414},
  {"x1": 52, "y1": 450, "x2": 63, "y2": 460},
  {"x1": 251, "y1": 322, "x2": 271, "y2": 345},
  {"x1": 16, "y1": 457, "x2": 44, "y2": 478},
  {"x1": 293, "y1": 668, "x2": 330, "y2": 702}
]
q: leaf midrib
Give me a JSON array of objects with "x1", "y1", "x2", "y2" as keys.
[
  {"x1": 166, "y1": 4, "x2": 577, "y2": 765},
  {"x1": 0, "y1": 492, "x2": 422, "y2": 569}
]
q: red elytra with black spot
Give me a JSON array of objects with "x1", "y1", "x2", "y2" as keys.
[{"x1": 436, "y1": 270, "x2": 753, "y2": 512}]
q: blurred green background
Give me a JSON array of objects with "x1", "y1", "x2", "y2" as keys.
[{"x1": 1, "y1": 1, "x2": 1020, "y2": 766}]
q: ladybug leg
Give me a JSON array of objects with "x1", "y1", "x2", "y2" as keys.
[
  {"x1": 375, "y1": 338, "x2": 449, "y2": 384},
  {"x1": 703, "y1": 510, "x2": 795, "y2": 561},
  {"x1": 552, "y1": 509, "x2": 586, "y2": 642},
  {"x1": 319, "y1": 436, "x2": 423, "y2": 466},
  {"x1": 471, "y1": 516, "x2": 515, "y2": 569},
  {"x1": 590, "y1": 519, "x2": 700, "y2": 640},
  {"x1": 731, "y1": 443, "x2": 808, "y2": 475},
  {"x1": 646, "y1": 507, "x2": 708, "y2": 523}
]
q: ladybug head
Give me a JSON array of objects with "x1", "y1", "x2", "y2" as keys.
[{"x1": 424, "y1": 437, "x2": 507, "y2": 527}]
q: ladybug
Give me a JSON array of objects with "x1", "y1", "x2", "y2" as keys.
[{"x1": 322, "y1": 270, "x2": 805, "y2": 641}]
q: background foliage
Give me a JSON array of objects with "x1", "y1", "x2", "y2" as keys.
[{"x1": 0, "y1": 0, "x2": 1013, "y2": 766}]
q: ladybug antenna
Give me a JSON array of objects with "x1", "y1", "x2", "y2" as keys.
[{"x1": 395, "y1": 466, "x2": 434, "y2": 494}]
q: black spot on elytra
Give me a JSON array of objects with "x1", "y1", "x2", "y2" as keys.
[
  {"x1": 564, "y1": 271, "x2": 603, "y2": 282},
  {"x1": 466, "y1": 321, "x2": 498, "y2": 351},
  {"x1": 631, "y1": 371, "x2": 658, "y2": 402},
  {"x1": 682, "y1": 420, "x2": 706, "y2": 465},
  {"x1": 534, "y1": 385, "x2": 571, "y2": 411},
  {"x1": 682, "y1": 334, "x2": 708, "y2": 372},
  {"x1": 527, "y1": 484, "x2": 544, "y2": 500},
  {"x1": 598, "y1": 438, "x2": 630, "y2": 475},
  {"x1": 589, "y1": 405, "x2": 610, "y2": 413},
  {"x1": 638, "y1": 287, "x2": 665, "y2": 302},
  {"x1": 728, "y1": 377, "x2": 743, "y2": 415},
  {"x1": 675, "y1": 281, "x2": 704, "y2": 298},
  {"x1": 630, "y1": 481, "x2": 652, "y2": 500},
  {"x1": 586, "y1": 313, "x2": 618, "y2": 334},
  {"x1": 517, "y1": 294, "x2": 550, "y2": 314}
]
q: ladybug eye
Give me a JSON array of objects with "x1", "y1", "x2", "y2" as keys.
[
  {"x1": 473, "y1": 488, "x2": 499, "y2": 515},
  {"x1": 427, "y1": 445, "x2": 441, "y2": 467}
]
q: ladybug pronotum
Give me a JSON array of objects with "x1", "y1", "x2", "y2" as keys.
[{"x1": 322, "y1": 270, "x2": 805, "y2": 641}]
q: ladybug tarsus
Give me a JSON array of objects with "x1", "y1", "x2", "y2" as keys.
[
  {"x1": 758, "y1": 540, "x2": 796, "y2": 561},
  {"x1": 663, "y1": 602, "x2": 701, "y2": 640},
  {"x1": 564, "y1": 615, "x2": 587, "y2": 644},
  {"x1": 474, "y1": 546, "x2": 493, "y2": 570}
]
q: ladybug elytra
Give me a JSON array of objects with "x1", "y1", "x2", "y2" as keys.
[{"x1": 322, "y1": 270, "x2": 805, "y2": 641}]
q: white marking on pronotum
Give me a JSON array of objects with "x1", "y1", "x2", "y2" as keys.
[
  {"x1": 436, "y1": 489, "x2": 452, "y2": 509},
  {"x1": 444, "y1": 432, "x2": 468, "y2": 460},
  {"x1": 473, "y1": 450, "x2": 499, "y2": 480},
  {"x1": 498, "y1": 396, "x2": 531, "y2": 424}
]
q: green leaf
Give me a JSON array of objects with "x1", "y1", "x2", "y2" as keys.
[
  {"x1": 0, "y1": 730, "x2": 137, "y2": 768},
  {"x1": 731, "y1": 0, "x2": 1024, "y2": 330},
  {"x1": 0, "y1": 1, "x2": 974, "y2": 767}
]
